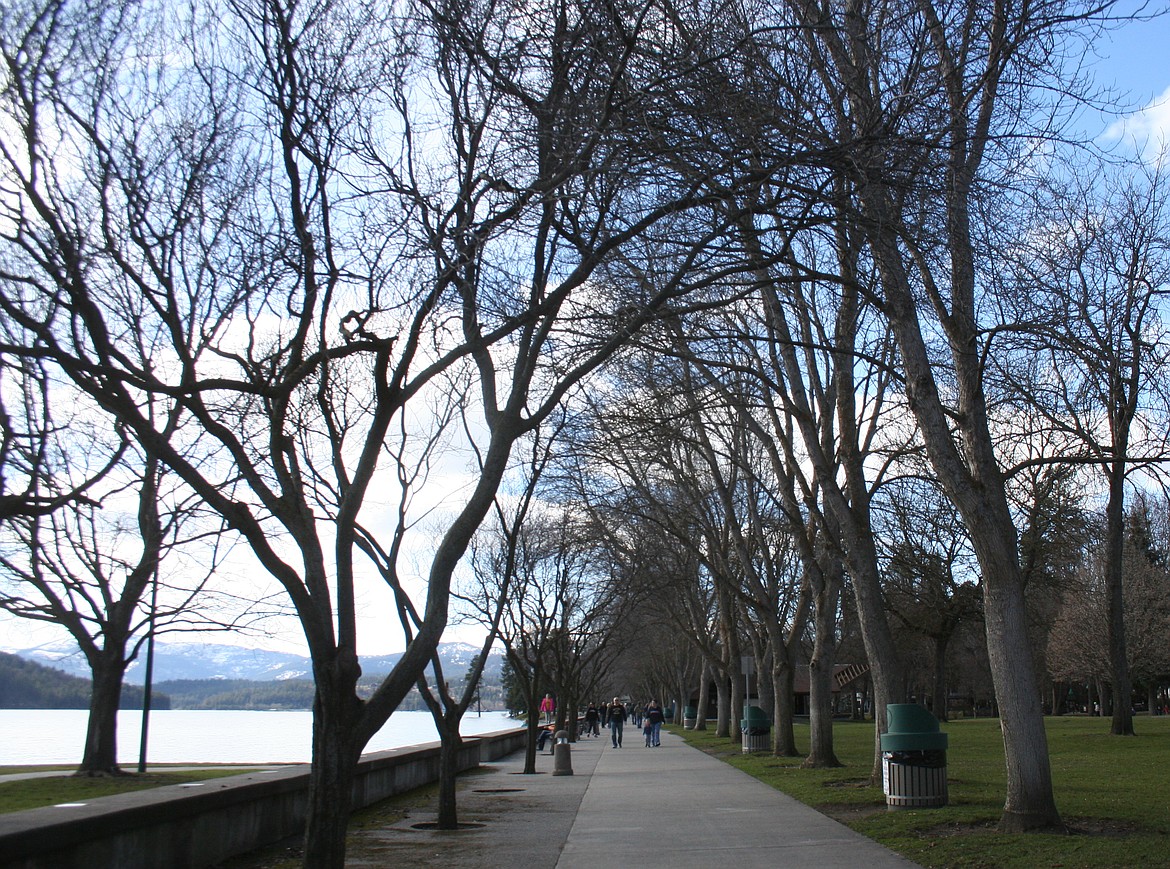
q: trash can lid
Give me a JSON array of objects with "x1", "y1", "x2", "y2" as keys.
[{"x1": 880, "y1": 704, "x2": 948, "y2": 750}]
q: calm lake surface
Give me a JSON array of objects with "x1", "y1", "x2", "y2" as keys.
[{"x1": 0, "y1": 709, "x2": 518, "y2": 766}]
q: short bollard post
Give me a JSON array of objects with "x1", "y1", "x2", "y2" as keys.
[{"x1": 552, "y1": 730, "x2": 573, "y2": 776}]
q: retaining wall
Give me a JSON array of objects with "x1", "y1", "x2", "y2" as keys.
[{"x1": 0, "y1": 727, "x2": 527, "y2": 869}]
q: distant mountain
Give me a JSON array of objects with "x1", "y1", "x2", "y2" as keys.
[{"x1": 6, "y1": 639, "x2": 502, "y2": 685}]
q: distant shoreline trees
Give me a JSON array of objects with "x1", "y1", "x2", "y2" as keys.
[{"x1": 0, "y1": 653, "x2": 167, "y2": 711}]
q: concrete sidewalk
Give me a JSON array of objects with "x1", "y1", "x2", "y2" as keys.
[
  {"x1": 555, "y1": 729, "x2": 919, "y2": 868},
  {"x1": 351, "y1": 728, "x2": 920, "y2": 869}
]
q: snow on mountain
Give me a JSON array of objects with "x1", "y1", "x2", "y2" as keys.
[{"x1": 6, "y1": 639, "x2": 500, "y2": 684}]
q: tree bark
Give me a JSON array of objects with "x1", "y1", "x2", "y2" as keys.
[
  {"x1": 77, "y1": 653, "x2": 126, "y2": 776},
  {"x1": 804, "y1": 563, "x2": 843, "y2": 768},
  {"x1": 694, "y1": 661, "x2": 710, "y2": 730},
  {"x1": 932, "y1": 636, "x2": 950, "y2": 723},
  {"x1": 772, "y1": 659, "x2": 799, "y2": 757},
  {"x1": 1104, "y1": 462, "x2": 1135, "y2": 735},
  {"x1": 715, "y1": 670, "x2": 731, "y2": 739},
  {"x1": 980, "y1": 549, "x2": 1061, "y2": 831},
  {"x1": 436, "y1": 729, "x2": 462, "y2": 829},
  {"x1": 303, "y1": 685, "x2": 362, "y2": 868}
]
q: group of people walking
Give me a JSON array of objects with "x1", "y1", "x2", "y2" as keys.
[{"x1": 582, "y1": 698, "x2": 667, "y2": 748}]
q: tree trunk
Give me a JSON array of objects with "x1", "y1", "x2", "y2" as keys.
[
  {"x1": 715, "y1": 672, "x2": 731, "y2": 738},
  {"x1": 1104, "y1": 463, "x2": 1135, "y2": 736},
  {"x1": 980, "y1": 540, "x2": 1062, "y2": 832},
  {"x1": 844, "y1": 552, "x2": 901, "y2": 781},
  {"x1": 772, "y1": 659, "x2": 799, "y2": 757},
  {"x1": 932, "y1": 635, "x2": 950, "y2": 723},
  {"x1": 804, "y1": 653, "x2": 841, "y2": 768},
  {"x1": 694, "y1": 661, "x2": 710, "y2": 730},
  {"x1": 523, "y1": 716, "x2": 541, "y2": 774},
  {"x1": 521, "y1": 677, "x2": 544, "y2": 774},
  {"x1": 436, "y1": 729, "x2": 462, "y2": 829},
  {"x1": 858, "y1": 678, "x2": 871, "y2": 721},
  {"x1": 77, "y1": 653, "x2": 126, "y2": 776},
  {"x1": 674, "y1": 667, "x2": 689, "y2": 724},
  {"x1": 757, "y1": 645, "x2": 775, "y2": 729},
  {"x1": 865, "y1": 196, "x2": 1063, "y2": 829},
  {"x1": 303, "y1": 697, "x2": 362, "y2": 869},
  {"x1": 804, "y1": 568, "x2": 842, "y2": 768}
]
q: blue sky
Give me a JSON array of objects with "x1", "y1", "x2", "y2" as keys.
[
  {"x1": 1091, "y1": 6, "x2": 1170, "y2": 151},
  {"x1": 1099, "y1": 7, "x2": 1170, "y2": 103}
]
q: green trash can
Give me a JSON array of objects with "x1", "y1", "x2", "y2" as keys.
[
  {"x1": 880, "y1": 704, "x2": 948, "y2": 809},
  {"x1": 740, "y1": 704, "x2": 770, "y2": 753},
  {"x1": 683, "y1": 705, "x2": 697, "y2": 729}
]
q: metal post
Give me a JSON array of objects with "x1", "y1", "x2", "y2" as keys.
[
  {"x1": 552, "y1": 731, "x2": 573, "y2": 776},
  {"x1": 137, "y1": 568, "x2": 158, "y2": 774}
]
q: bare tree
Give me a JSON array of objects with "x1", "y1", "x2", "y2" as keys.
[
  {"x1": 0, "y1": 380, "x2": 241, "y2": 774},
  {"x1": 666, "y1": 346, "x2": 812, "y2": 756},
  {"x1": 1121, "y1": 493, "x2": 1170, "y2": 710},
  {"x1": 878, "y1": 478, "x2": 983, "y2": 720},
  {"x1": 1002, "y1": 159, "x2": 1170, "y2": 735},
  {"x1": 474, "y1": 513, "x2": 572, "y2": 772},
  {"x1": 1050, "y1": 496, "x2": 1170, "y2": 714},
  {"x1": 0, "y1": 0, "x2": 751, "y2": 863},
  {"x1": 561, "y1": 387, "x2": 742, "y2": 738},
  {"x1": 770, "y1": 0, "x2": 1121, "y2": 831}
]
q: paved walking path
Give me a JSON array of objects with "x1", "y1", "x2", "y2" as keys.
[
  {"x1": 553, "y1": 729, "x2": 919, "y2": 868},
  {"x1": 359, "y1": 728, "x2": 921, "y2": 868}
]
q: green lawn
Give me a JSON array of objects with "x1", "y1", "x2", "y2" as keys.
[
  {"x1": 0, "y1": 768, "x2": 267, "y2": 815},
  {"x1": 675, "y1": 715, "x2": 1170, "y2": 868}
]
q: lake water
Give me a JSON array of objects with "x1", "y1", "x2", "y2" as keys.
[{"x1": 0, "y1": 709, "x2": 519, "y2": 766}]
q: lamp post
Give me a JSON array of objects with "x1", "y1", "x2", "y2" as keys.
[{"x1": 137, "y1": 566, "x2": 159, "y2": 774}]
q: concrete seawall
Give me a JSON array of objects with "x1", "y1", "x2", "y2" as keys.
[{"x1": 0, "y1": 727, "x2": 527, "y2": 869}]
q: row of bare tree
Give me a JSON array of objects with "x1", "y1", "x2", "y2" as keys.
[
  {"x1": 3, "y1": 0, "x2": 1168, "y2": 863},
  {"x1": 541, "y1": 353, "x2": 1170, "y2": 734}
]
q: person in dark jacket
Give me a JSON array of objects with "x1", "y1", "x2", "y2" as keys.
[
  {"x1": 585, "y1": 703, "x2": 600, "y2": 737},
  {"x1": 607, "y1": 697, "x2": 627, "y2": 747},
  {"x1": 645, "y1": 700, "x2": 666, "y2": 747}
]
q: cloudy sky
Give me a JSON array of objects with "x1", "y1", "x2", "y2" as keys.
[
  {"x1": 1094, "y1": 8, "x2": 1170, "y2": 155},
  {"x1": 3, "y1": 8, "x2": 1169, "y2": 660}
]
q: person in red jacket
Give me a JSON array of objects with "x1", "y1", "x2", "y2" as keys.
[{"x1": 540, "y1": 693, "x2": 556, "y2": 725}]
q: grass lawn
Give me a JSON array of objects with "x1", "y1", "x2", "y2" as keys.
[
  {"x1": 675, "y1": 715, "x2": 1170, "y2": 868},
  {"x1": 0, "y1": 768, "x2": 269, "y2": 815}
]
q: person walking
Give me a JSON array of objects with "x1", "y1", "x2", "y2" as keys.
[
  {"x1": 540, "y1": 693, "x2": 556, "y2": 725},
  {"x1": 645, "y1": 700, "x2": 666, "y2": 747},
  {"x1": 607, "y1": 697, "x2": 627, "y2": 747},
  {"x1": 585, "y1": 703, "x2": 600, "y2": 737}
]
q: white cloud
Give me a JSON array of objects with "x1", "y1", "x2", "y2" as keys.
[{"x1": 1103, "y1": 85, "x2": 1170, "y2": 164}]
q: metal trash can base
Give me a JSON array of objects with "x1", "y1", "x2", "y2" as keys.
[
  {"x1": 882, "y1": 751, "x2": 948, "y2": 809},
  {"x1": 741, "y1": 732, "x2": 770, "y2": 753}
]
